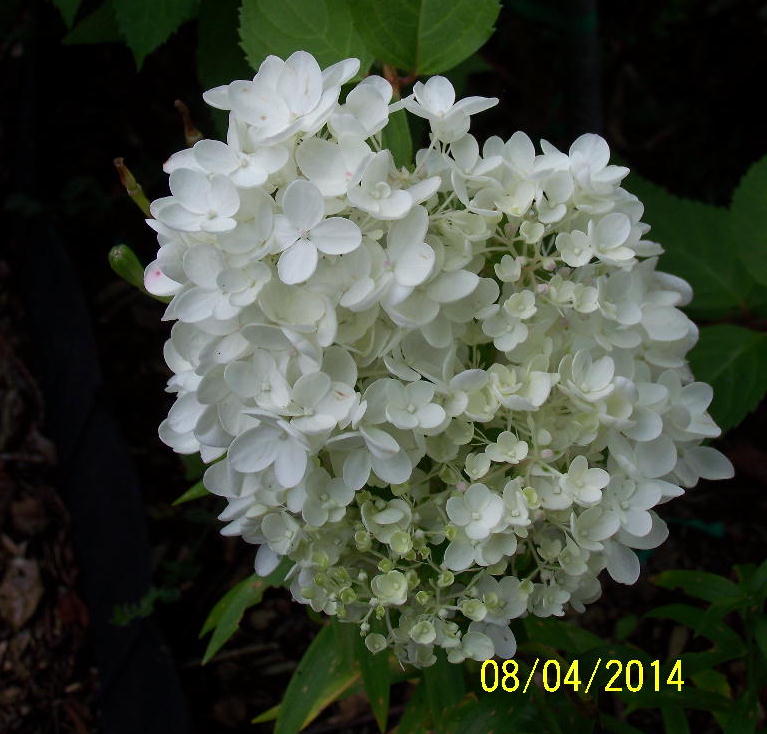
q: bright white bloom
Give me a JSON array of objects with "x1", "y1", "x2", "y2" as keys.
[
  {"x1": 273, "y1": 179, "x2": 361, "y2": 283},
  {"x1": 404, "y1": 76, "x2": 498, "y2": 143},
  {"x1": 485, "y1": 431, "x2": 529, "y2": 464},
  {"x1": 145, "y1": 50, "x2": 733, "y2": 669},
  {"x1": 385, "y1": 379, "x2": 446, "y2": 430},
  {"x1": 446, "y1": 483, "x2": 504, "y2": 540},
  {"x1": 152, "y1": 169, "x2": 239, "y2": 233}
]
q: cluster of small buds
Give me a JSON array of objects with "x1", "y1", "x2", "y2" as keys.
[{"x1": 145, "y1": 51, "x2": 734, "y2": 667}]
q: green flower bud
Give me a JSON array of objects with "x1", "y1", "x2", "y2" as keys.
[
  {"x1": 365, "y1": 633, "x2": 387, "y2": 654},
  {"x1": 523, "y1": 486, "x2": 540, "y2": 508},
  {"x1": 444, "y1": 524, "x2": 458, "y2": 541},
  {"x1": 409, "y1": 620, "x2": 437, "y2": 645},
  {"x1": 486, "y1": 560, "x2": 507, "y2": 576},
  {"x1": 371, "y1": 570, "x2": 408, "y2": 606},
  {"x1": 312, "y1": 551, "x2": 329, "y2": 570},
  {"x1": 405, "y1": 569, "x2": 419, "y2": 589},
  {"x1": 109, "y1": 244, "x2": 146, "y2": 291},
  {"x1": 438, "y1": 464, "x2": 462, "y2": 485},
  {"x1": 415, "y1": 590, "x2": 432, "y2": 606},
  {"x1": 390, "y1": 531, "x2": 412, "y2": 555},
  {"x1": 377, "y1": 558, "x2": 395, "y2": 573},
  {"x1": 460, "y1": 598, "x2": 487, "y2": 621},
  {"x1": 390, "y1": 482, "x2": 409, "y2": 497},
  {"x1": 437, "y1": 570, "x2": 454, "y2": 588},
  {"x1": 340, "y1": 587, "x2": 357, "y2": 604}
]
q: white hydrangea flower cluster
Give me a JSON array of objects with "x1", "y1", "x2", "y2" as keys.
[{"x1": 145, "y1": 51, "x2": 734, "y2": 667}]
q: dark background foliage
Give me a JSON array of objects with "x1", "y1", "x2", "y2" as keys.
[{"x1": 1, "y1": 1, "x2": 766, "y2": 732}]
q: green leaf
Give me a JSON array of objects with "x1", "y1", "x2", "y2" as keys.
[
  {"x1": 443, "y1": 694, "x2": 540, "y2": 734},
  {"x1": 600, "y1": 715, "x2": 646, "y2": 734},
  {"x1": 445, "y1": 53, "x2": 492, "y2": 96},
  {"x1": 355, "y1": 632, "x2": 390, "y2": 732},
  {"x1": 251, "y1": 704, "x2": 280, "y2": 724},
  {"x1": 381, "y1": 108, "x2": 413, "y2": 169},
  {"x1": 652, "y1": 570, "x2": 742, "y2": 604},
  {"x1": 197, "y1": 0, "x2": 252, "y2": 90},
  {"x1": 239, "y1": 0, "x2": 372, "y2": 74},
  {"x1": 741, "y1": 558, "x2": 767, "y2": 598},
  {"x1": 522, "y1": 617, "x2": 603, "y2": 655},
  {"x1": 625, "y1": 172, "x2": 752, "y2": 317},
  {"x1": 688, "y1": 325, "x2": 767, "y2": 431},
  {"x1": 614, "y1": 614, "x2": 639, "y2": 641},
  {"x1": 113, "y1": 0, "x2": 199, "y2": 66},
  {"x1": 645, "y1": 603, "x2": 747, "y2": 669},
  {"x1": 721, "y1": 692, "x2": 760, "y2": 734},
  {"x1": 397, "y1": 682, "x2": 431, "y2": 734},
  {"x1": 690, "y1": 668, "x2": 731, "y2": 699},
  {"x1": 421, "y1": 650, "x2": 466, "y2": 729},
  {"x1": 754, "y1": 616, "x2": 767, "y2": 659},
  {"x1": 732, "y1": 155, "x2": 767, "y2": 285},
  {"x1": 275, "y1": 621, "x2": 359, "y2": 734},
  {"x1": 180, "y1": 453, "x2": 206, "y2": 480},
  {"x1": 172, "y1": 480, "x2": 207, "y2": 505},
  {"x1": 51, "y1": 0, "x2": 82, "y2": 26},
  {"x1": 350, "y1": 0, "x2": 501, "y2": 75},
  {"x1": 200, "y1": 563, "x2": 287, "y2": 664},
  {"x1": 662, "y1": 707, "x2": 690, "y2": 734},
  {"x1": 64, "y1": 2, "x2": 122, "y2": 47}
]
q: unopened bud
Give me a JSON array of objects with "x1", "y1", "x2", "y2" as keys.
[
  {"x1": 108, "y1": 244, "x2": 145, "y2": 290},
  {"x1": 174, "y1": 99, "x2": 203, "y2": 147},
  {"x1": 437, "y1": 570, "x2": 454, "y2": 588},
  {"x1": 113, "y1": 157, "x2": 150, "y2": 216}
]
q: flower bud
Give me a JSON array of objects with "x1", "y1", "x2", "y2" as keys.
[
  {"x1": 460, "y1": 598, "x2": 487, "y2": 622},
  {"x1": 390, "y1": 531, "x2": 413, "y2": 555},
  {"x1": 416, "y1": 590, "x2": 432, "y2": 606},
  {"x1": 365, "y1": 633, "x2": 387, "y2": 654},
  {"x1": 354, "y1": 530, "x2": 372, "y2": 552},
  {"x1": 377, "y1": 558, "x2": 395, "y2": 573},
  {"x1": 409, "y1": 620, "x2": 437, "y2": 645},
  {"x1": 437, "y1": 570, "x2": 454, "y2": 588}
]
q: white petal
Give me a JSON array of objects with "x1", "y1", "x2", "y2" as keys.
[
  {"x1": 209, "y1": 175, "x2": 240, "y2": 216},
  {"x1": 604, "y1": 541, "x2": 640, "y2": 584},
  {"x1": 282, "y1": 179, "x2": 324, "y2": 231},
  {"x1": 685, "y1": 446, "x2": 734, "y2": 480},
  {"x1": 277, "y1": 240, "x2": 319, "y2": 284},
  {"x1": 394, "y1": 242, "x2": 435, "y2": 287},
  {"x1": 311, "y1": 217, "x2": 361, "y2": 255},
  {"x1": 426, "y1": 270, "x2": 479, "y2": 303},
  {"x1": 255, "y1": 545, "x2": 282, "y2": 576},
  {"x1": 343, "y1": 451, "x2": 371, "y2": 491},
  {"x1": 228, "y1": 425, "x2": 279, "y2": 472},
  {"x1": 642, "y1": 305, "x2": 691, "y2": 342},
  {"x1": 193, "y1": 139, "x2": 238, "y2": 173},
  {"x1": 444, "y1": 540, "x2": 474, "y2": 571},
  {"x1": 322, "y1": 57, "x2": 360, "y2": 87},
  {"x1": 169, "y1": 168, "x2": 210, "y2": 213},
  {"x1": 635, "y1": 435, "x2": 677, "y2": 478},
  {"x1": 183, "y1": 245, "x2": 223, "y2": 288},
  {"x1": 370, "y1": 450, "x2": 412, "y2": 484},
  {"x1": 387, "y1": 206, "x2": 428, "y2": 259},
  {"x1": 274, "y1": 440, "x2": 308, "y2": 488},
  {"x1": 296, "y1": 137, "x2": 347, "y2": 195}
]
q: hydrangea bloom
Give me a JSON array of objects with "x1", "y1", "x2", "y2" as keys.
[{"x1": 146, "y1": 50, "x2": 734, "y2": 667}]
